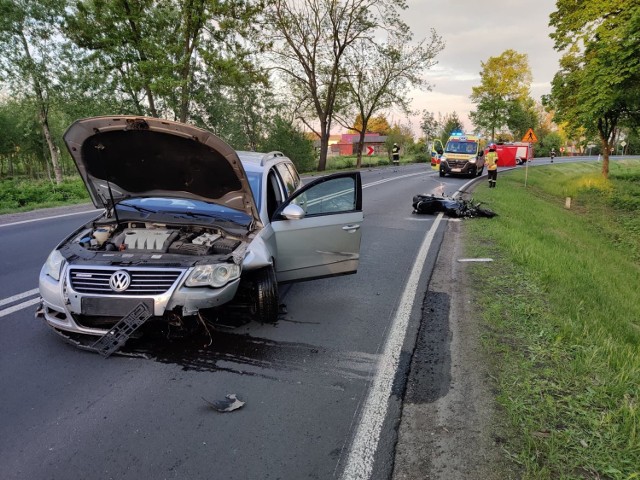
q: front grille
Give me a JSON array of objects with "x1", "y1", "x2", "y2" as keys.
[
  {"x1": 69, "y1": 267, "x2": 183, "y2": 296},
  {"x1": 447, "y1": 160, "x2": 468, "y2": 168}
]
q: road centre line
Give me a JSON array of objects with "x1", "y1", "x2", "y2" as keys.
[
  {"x1": 0, "y1": 298, "x2": 41, "y2": 319},
  {"x1": 0, "y1": 288, "x2": 39, "y2": 307},
  {"x1": 340, "y1": 213, "x2": 444, "y2": 480},
  {"x1": 362, "y1": 171, "x2": 429, "y2": 188}
]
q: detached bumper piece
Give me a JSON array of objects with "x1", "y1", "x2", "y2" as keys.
[{"x1": 91, "y1": 302, "x2": 152, "y2": 357}]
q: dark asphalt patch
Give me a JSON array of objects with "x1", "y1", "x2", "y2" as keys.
[{"x1": 403, "y1": 291, "x2": 452, "y2": 404}]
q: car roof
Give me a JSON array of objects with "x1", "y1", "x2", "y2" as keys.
[{"x1": 237, "y1": 151, "x2": 292, "y2": 173}]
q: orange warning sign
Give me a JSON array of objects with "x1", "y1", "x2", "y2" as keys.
[{"x1": 522, "y1": 128, "x2": 538, "y2": 143}]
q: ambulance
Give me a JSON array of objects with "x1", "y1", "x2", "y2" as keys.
[{"x1": 438, "y1": 132, "x2": 485, "y2": 177}]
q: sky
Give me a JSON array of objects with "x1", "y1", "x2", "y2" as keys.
[{"x1": 399, "y1": 0, "x2": 562, "y2": 136}]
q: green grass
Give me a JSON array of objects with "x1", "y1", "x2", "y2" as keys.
[
  {"x1": 0, "y1": 177, "x2": 90, "y2": 214},
  {"x1": 466, "y1": 160, "x2": 640, "y2": 479}
]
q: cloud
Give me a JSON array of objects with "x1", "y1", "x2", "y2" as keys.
[{"x1": 401, "y1": 0, "x2": 561, "y2": 135}]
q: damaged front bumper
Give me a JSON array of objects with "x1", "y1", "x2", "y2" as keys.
[{"x1": 37, "y1": 264, "x2": 241, "y2": 337}]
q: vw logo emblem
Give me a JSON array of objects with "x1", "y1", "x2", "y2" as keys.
[{"x1": 109, "y1": 270, "x2": 131, "y2": 292}]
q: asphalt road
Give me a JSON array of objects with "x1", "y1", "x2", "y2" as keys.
[{"x1": 0, "y1": 162, "x2": 514, "y2": 480}]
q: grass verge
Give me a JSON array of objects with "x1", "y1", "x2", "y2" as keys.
[
  {"x1": 464, "y1": 160, "x2": 640, "y2": 479},
  {"x1": 0, "y1": 177, "x2": 90, "y2": 214}
]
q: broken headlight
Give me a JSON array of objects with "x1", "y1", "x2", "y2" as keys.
[
  {"x1": 42, "y1": 249, "x2": 65, "y2": 281},
  {"x1": 185, "y1": 263, "x2": 241, "y2": 288}
]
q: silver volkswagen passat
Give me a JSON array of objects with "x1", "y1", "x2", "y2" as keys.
[{"x1": 37, "y1": 116, "x2": 363, "y2": 341}]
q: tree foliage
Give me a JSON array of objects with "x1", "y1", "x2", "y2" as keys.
[
  {"x1": 420, "y1": 110, "x2": 439, "y2": 142},
  {"x1": 261, "y1": 0, "x2": 418, "y2": 171},
  {"x1": 438, "y1": 112, "x2": 464, "y2": 144},
  {"x1": 0, "y1": 0, "x2": 69, "y2": 183},
  {"x1": 335, "y1": 31, "x2": 444, "y2": 167},
  {"x1": 548, "y1": 0, "x2": 640, "y2": 177},
  {"x1": 469, "y1": 49, "x2": 533, "y2": 141},
  {"x1": 64, "y1": 0, "x2": 263, "y2": 124},
  {"x1": 350, "y1": 114, "x2": 391, "y2": 135},
  {"x1": 258, "y1": 116, "x2": 315, "y2": 172}
]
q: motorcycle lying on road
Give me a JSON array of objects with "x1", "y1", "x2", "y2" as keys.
[{"x1": 412, "y1": 194, "x2": 497, "y2": 218}]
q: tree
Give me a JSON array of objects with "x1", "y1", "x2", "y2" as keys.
[
  {"x1": 469, "y1": 49, "x2": 533, "y2": 141},
  {"x1": 0, "y1": 0, "x2": 67, "y2": 184},
  {"x1": 350, "y1": 114, "x2": 391, "y2": 135},
  {"x1": 261, "y1": 0, "x2": 411, "y2": 171},
  {"x1": 259, "y1": 116, "x2": 315, "y2": 172},
  {"x1": 438, "y1": 112, "x2": 464, "y2": 144},
  {"x1": 548, "y1": 1, "x2": 640, "y2": 178},
  {"x1": 506, "y1": 97, "x2": 539, "y2": 141},
  {"x1": 65, "y1": 0, "x2": 261, "y2": 123},
  {"x1": 420, "y1": 110, "x2": 440, "y2": 149},
  {"x1": 385, "y1": 122, "x2": 414, "y2": 162},
  {"x1": 335, "y1": 31, "x2": 444, "y2": 168}
]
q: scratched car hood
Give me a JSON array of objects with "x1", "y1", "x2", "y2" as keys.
[{"x1": 63, "y1": 116, "x2": 260, "y2": 223}]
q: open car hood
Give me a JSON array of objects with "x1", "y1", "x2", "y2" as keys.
[{"x1": 63, "y1": 116, "x2": 260, "y2": 224}]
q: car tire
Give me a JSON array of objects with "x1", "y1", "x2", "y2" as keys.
[
  {"x1": 251, "y1": 266, "x2": 279, "y2": 324},
  {"x1": 439, "y1": 169, "x2": 445, "y2": 177}
]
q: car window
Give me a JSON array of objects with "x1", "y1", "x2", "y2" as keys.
[
  {"x1": 290, "y1": 176, "x2": 356, "y2": 216},
  {"x1": 266, "y1": 169, "x2": 286, "y2": 220},
  {"x1": 284, "y1": 162, "x2": 301, "y2": 188},
  {"x1": 275, "y1": 162, "x2": 298, "y2": 197}
]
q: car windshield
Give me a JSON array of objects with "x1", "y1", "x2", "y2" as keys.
[
  {"x1": 116, "y1": 197, "x2": 253, "y2": 228},
  {"x1": 445, "y1": 141, "x2": 478, "y2": 154}
]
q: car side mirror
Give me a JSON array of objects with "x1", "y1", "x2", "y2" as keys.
[
  {"x1": 280, "y1": 204, "x2": 305, "y2": 220},
  {"x1": 478, "y1": 150, "x2": 484, "y2": 157}
]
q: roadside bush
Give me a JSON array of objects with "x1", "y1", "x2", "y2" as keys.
[{"x1": 0, "y1": 177, "x2": 88, "y2": 213}]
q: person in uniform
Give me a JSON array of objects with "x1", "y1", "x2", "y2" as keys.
[
  {"x1": 486, "y1": 143, "x2": 499, "y2": 188},
  {"x1": 391, "y1": 143, "x2": 400, "y2": 169}
]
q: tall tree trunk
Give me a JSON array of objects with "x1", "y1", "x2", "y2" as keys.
[
  {"x1": 178, "y1": 0, "x2": 204, "y2": 123},
  {"x1": 19, "y1": 31, "x2": 63, "y2": 184},
  {"x1": 122, "y1": 0, "x2": 158, "y2": 117},
  {"x1": 40, "y1": 109, "x2": 63, "y2": 183},
  {"x1": 597, "y1": 116, "x2": 617, "y2": 179},
  {"x1": 355, "y1": 131, "x2": 365, "y2": 169},
  {"x1": 318, "y1": 121, "x2": 329, "y2": 171}
]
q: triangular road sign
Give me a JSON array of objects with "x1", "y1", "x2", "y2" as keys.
[{"x1": 522, "y1": 128, "x2": 538, "y2": 143}]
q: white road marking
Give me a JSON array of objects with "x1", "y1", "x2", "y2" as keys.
[
  {"x1": 0, "y1": 209, "x2": 98, "y2": 228},
  {"x1": 340, "y1": 213, "x2": 444, "y2": 480},
  {"x1": 0, "y1": 297, "x2": 40, "y2": 318},
  {"x1": 0, "y1": 288, "x2": 39, "y2": 307},
  {"x1": 362, "y1": 171, "x2": 434, "y2": 189}
]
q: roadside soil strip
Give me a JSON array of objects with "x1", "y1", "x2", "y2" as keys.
[{"x1": 392, "y1": 219, "x2": 507, "y2": 480}]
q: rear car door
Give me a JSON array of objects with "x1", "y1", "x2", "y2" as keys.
[{"x1": 270, "y1": 172, "x2": 363, "y2": 282}]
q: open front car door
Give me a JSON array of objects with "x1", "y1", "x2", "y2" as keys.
[{"x1": 271, "y1": 172, "x2": 363, "y2": 283}]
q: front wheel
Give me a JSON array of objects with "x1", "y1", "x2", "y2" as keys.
[
  {"x1": 439, "y1": 169, "x2": 445, "y2": 177},
  {"x1": 250, "y1": 266, "x2": 279, "y2": 324}
]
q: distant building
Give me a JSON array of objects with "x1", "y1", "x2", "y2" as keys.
[{"x1": 329, "y1": 132, "x2": 388, "y2": 156}]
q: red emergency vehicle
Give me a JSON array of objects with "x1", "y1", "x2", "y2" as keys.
[{"x1": 484, "y1": 142, "x2": 534, "y2": 167}]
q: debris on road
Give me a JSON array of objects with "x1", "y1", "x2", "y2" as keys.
[
  {"x1": 91, "y1": 303, "x2": 153, "y2": 357},
  {"x1": 202, "y1": 394, "x2": 245, "y2": 412}
]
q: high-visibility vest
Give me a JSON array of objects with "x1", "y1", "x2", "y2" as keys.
[{"x1": 486, "y1": 151, "x2": 498, "y2": 170}]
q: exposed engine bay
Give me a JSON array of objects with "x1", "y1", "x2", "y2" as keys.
[{"x1": 67, "y1": 221, "x2": 243, "y2": 263}]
